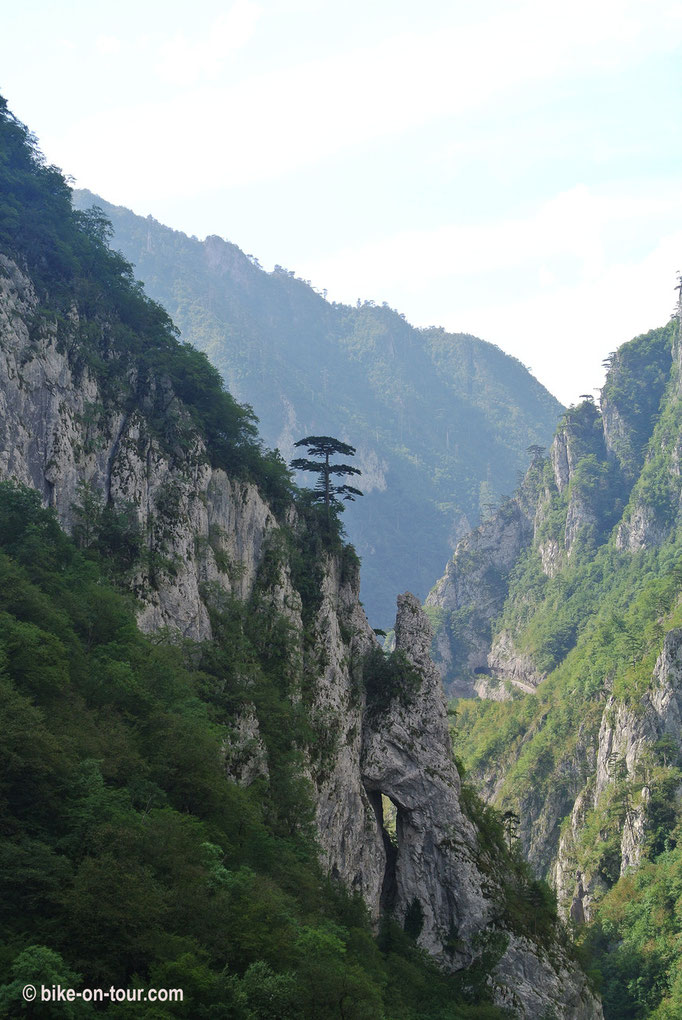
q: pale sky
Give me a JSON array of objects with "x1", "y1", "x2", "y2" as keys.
[{"x1": 3, "y1": 0, "x2": 682, "y2": 404}]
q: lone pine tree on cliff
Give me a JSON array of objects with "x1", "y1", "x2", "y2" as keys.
[{"x1": 291, "y1": 436, "x2": 363, "y2": 515}]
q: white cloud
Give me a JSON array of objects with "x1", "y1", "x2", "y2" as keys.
[
  {"x1": 462, "y1": 233, "x2": 682, "y2": 406},
  {"x1": 95, "y1": 35, "x2": 122, "y2": 55},
  {"x1": 155, "y1": 1, "x2": 263, "y2": 85},
  {"x1": 297, "y1": 186, "x2": 682, "y2": 294},
  {"x1": 32, "y1": 0, "x2": 681, "y2": 412},
  {"x1": 45, "y1": 0, "x2": 682, "y2": 202},
  {"x1": 295, "y1": 186, "x2": 682, "y2": 404}
]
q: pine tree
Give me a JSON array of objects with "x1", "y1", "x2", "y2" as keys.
[{"x1": 290, "y1": 436, "x2": 363, "y2": 512}]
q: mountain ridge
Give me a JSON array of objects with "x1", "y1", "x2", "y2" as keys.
[
  {"x1": 0, "y1": 94, "x2": 599, "y2": 1018},
  {"x1": 434, "y1": 300, "x2": 682, "y2": 1016},
  {"x1": 72, "y1": 188, "x2": 563, "y2": 628}
]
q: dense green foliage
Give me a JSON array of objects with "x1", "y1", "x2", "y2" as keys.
[
  {"x1": 0, "y1": 98, "x2": 292, "y2": 510},
  {"x1": 362, "y1": 648, "x2": 421, "y2": 718},
  {"x1": 449, "y1": 322, "x2": 682, "y2": 1017},
  {"x1": 0, "y1": 96, "x2": 539, "y2": 1017},
  {"x1": 72, "y1": 188, "x2": 563, "y2": 626},
  {"x1": 0, "y1": 482, "x2": 514, "y2": 1019},
  {"x1": 581, "y1": 829, "x2": 682, "y2": 1018},
  {"x1": 601, "y1": 327, "x2": 673, "y2": 481}
]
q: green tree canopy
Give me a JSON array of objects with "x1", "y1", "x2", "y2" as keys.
[{"x1": 290, "y1": 436, "x2": 363, "y2": 512}]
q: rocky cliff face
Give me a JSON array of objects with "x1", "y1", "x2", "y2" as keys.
[
  {"x1": 72, "y1": 190, "x2": 564, "y2": 633},
  {"x1": 425, "y1": 497, "x2": 535, "y2": 697},
  {"x1": 427, "y1": 399, "x2": 621, "y2": 697},
  {"x1": 361, "y1": 595, "x2": 600, "y2": 1018},
  {"x1": 554, "y1": 630, "x2": 682, "y2": 922},
  {"x1": 362, "y1": 593, "x2": 487, "y2": 954},
  {"x1": 433, "y1": 303, "x2": 682, "y2": 971},
  {"x1": 0, "y1": 253, "x2": 600, "y2": 1017},
  {"x1": 0, "y1": 254, "x2": 276, "y2": 641}
]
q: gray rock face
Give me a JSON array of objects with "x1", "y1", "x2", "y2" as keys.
[
  {"x1": 550, "y1": 427, "x2": 576, "y2": 493},
  {"x1": 555, "y1": 631, "x2": 682, "y2": 921},
  {"x1": 0, "y1": 257, "x2": 600, "y2": 1017},
  {"x1": 307, "y1": 556, "x2": 386, "y2": 910},
  {"x1": 426, "y1": 403, "x2": 611, "y2": 697},
  {"x1": 0, "y1": 256, "x2": 276, "y2": 641},
  {"x1": 597, "y1": 631, "x2": 682, "y2": 800},
  {"x1": 601, "y1": 392, "x2": 637, "y2": 480},
  {"x1": 425, "y1": 500, "x2": 534, "y2": 697},
  {"x1": 495, "y1": 933, "x2": 601, "y2": 1020},
  {"x1": 552, "y1": 787, "x2": 607, "y2": 925},
  {"x1": 564, "y1": 488, "x2": 598, "y2": 555},
  {"x1": 538, "y1": 535, "x2": 562, "y2": 578},
  {"x1": 615, "y1": 503, "x2": 667, "y2": 552},
  {"x1": 361, "y1": 596, "x2": 601, "y2": 1018},
  {"x1": 362, "y1": 593, "x2": 486, "y2": 957},
  {"x1": 223, "y1": 706, "x2": 270, "y2": 787},
  {"x1": 550, "y1": 403, "x2": 605, "y2": 495},
  {"x1": 487, "y1": 630, "x2": 545, "y2": 695}
]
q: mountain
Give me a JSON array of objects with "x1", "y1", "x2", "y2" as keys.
[
  {"x1": 0, "y1": 97, "x2": 599, "y2": 1016},
  {"x1": 430, "y1": 303, "x2": 682, "y2": 1015},
  {"x1": 72, "y1": 189, "x2": 563, "y2": 628}
]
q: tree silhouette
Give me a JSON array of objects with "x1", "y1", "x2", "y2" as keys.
[
  {"x1": 502, "y1": 810, "x2": 520, "y2": 852},
  {"x1": 290, "y1": 436, "x2": 362, "y2": 513}
]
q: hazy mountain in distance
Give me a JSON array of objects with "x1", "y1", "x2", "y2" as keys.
[{"x1": 74, "y1": 189, "x2": 563, "y2": 627}]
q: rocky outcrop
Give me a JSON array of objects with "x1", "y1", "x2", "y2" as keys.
[
  {"x1": 601, "y1": 328, "x2": 672, "y2": 482},
  {"x1": 361, "y1": 595, "x2": 601, "y2": 1018},
  {"x1": 0, "y1": 255, "x2": 602, "y2": 1017},
  {"x1": 564, "y1": 489, "x2": 599, "y2": 555},
  {"x1": 495, "y1": 933, "x2": 601, "y2": 1019},
  {"x1": 362, "y1": 593, "x2": 486, "y2": 956},
  {"x1": 487, "y1": 630, "x2": 545, "y2": 694},
  {"x1": 596, "y1": 630, "x2": 682, "y2": 798},
  {"x1": 0, "y1": 255, "x2": 277, "y2": 640},
  {"x1": 425, "y1": 500, "x2": 534, "y2": 696},
  {"x1": 427, "y1": 401, "x2": 616, "y2": 696},
  {"x1": 552, "y1": 787, "x2": 606, "y2": 925},
  {"x1": 550, "y1": 426, "x2": 577, "y2": 494},
  {"x1": 554, "y1": 630, "x2": 682, "y2": 922},
  {"x1": 615, "y1": 502, "x2": 668, "y2": 552},
  {"x1": 550, "y1": 401, "x2": 605, "y2": 494},
  {"x1": 307, "y1": 556, "x2": 386, "y2": 909},
  {"x1": 601, "y1": 391, "x2": 637, "y2": 481},
  {"x1": 223, "y1": 706, "x2": 270, "y2": 787}
]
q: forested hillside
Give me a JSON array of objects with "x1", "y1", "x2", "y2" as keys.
[
  {"x1": 438, "y1": 310, "x2": 682, "y2": 1016},
  {"x1": 0, "y1": 95, "x2": 599, "y2": 1017},
  {"x1": 72, "y1": 189, "x2": 562, "y2": 628}
]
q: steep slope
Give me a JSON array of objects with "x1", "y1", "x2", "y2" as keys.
[
  {"x1": 435, "y1": 299, "x2": 682, "y2": 1015},
  {"x1": 72, "y1": 189, "x2": 563, "y2": 628},
  {"x1": 0, "y1": 97, "x2": 598, "y2": 1016}
]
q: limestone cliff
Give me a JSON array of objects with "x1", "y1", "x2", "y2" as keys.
[
  {"x1": 362, "y1": 594, "x2": 600, "y2": 1018},
  {"x1": 425, "y1": 494, "x2": 535, "y2": 697},
  {"x1": 429, "y1": 392, "x2": 638, "y2": 696},
  {"x1": 435, "y1": 300, "x2": 682, "y2": 985},
  {"x1": 554, "y1": 630, "x2": 682, "y2": 922},
  {"x1": 0, "y1": 254, "x2": 279, "y2": 641},
  {"x1": 0, "y1": 250, "x2": 601, "y2": 1015}
]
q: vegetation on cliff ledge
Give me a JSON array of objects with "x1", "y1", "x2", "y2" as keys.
[
  {"x1": 0, "y1": 481, "x2": 516, "y2": 1018},
  {"x1": 0, "y1": 95, "x2": 292, "y2": 512},
  {"x1": 0, "y1": 94, "x2": 531, "y2": 1018},
  {"x1": 451, "y1": 321, "x2": 682, "y2": 1017}
]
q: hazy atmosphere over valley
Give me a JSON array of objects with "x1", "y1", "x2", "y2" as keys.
[
  {"x1": 4, "y1": 1, "x2": 682, "y2": 404},
  {"x1": 1, "y1": 3, "x2": 682, "y2": 1018}
]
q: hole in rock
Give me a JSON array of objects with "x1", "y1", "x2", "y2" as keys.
[
  {"x1": 381, "y1": 794, "x2": 398, "y2": 845},
  {"x1": 368, "y1": 789, "x2": 401, "y2": 914}
]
